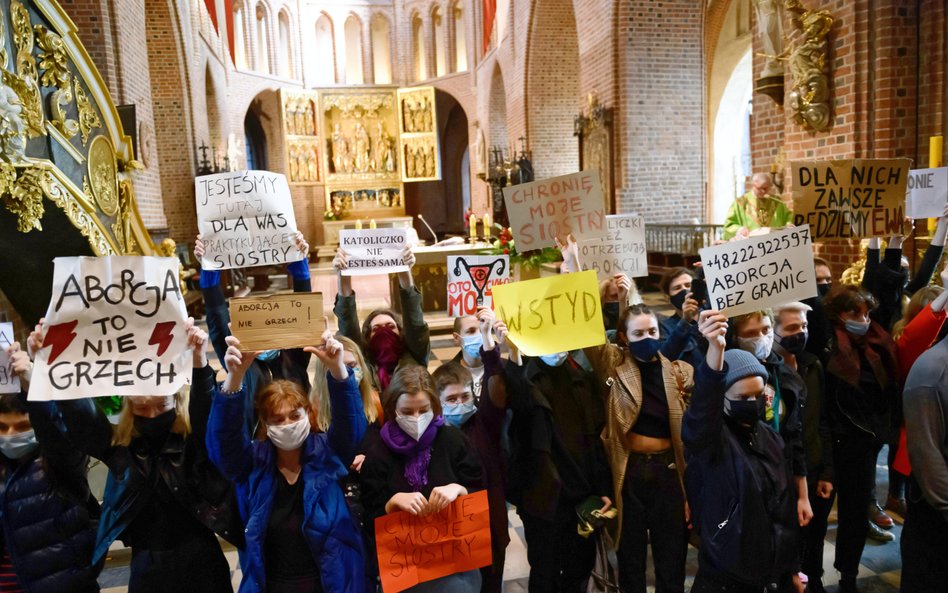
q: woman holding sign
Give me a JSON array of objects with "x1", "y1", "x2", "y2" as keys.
[
  {"x1": 360, "y1": 365, "x2": 484, "y2": 593},
  {"x1": 561, "y1": 236, "x2": 693, "y2": 593},
  {"x1": 333, "y1": 245, "x2": 430, "y2": 391},
  {"x1": 208, "y1": 332, "x2": 368, "y2": 593},
  {"x1": 49, "y1": 320, "x2": 244, "y2": 593}
]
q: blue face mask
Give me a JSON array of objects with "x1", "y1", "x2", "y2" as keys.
[
  {"x1": 350, "y1": 365, "x2": 364, "y2": 384},
  {"x1": 539, "y1": 352, "x2": 568, "y2": 367},
  {"x1": 461, "y1": 334, "x2": 483, "y2": 360},
  {"x1": 443, "y1": 400, "x2": 477, "y2": 427},
  {"x1": 0, "y1": 430, "x2": 39, "y2": 460},
  {"x1": 257, "y1": 349, "x2": 280, "y2": 362},
  {"x1": 844, "y1": 319, "x2": 871, "y2": 336}
]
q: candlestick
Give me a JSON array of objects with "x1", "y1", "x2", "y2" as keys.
[
  {"x1": 355, "y1": 219, "x2": 362, "y2": 230},
  {"x1": 369, "y1": 219, "x2": 377, "y2": 229},
  {"x1": 482, "y1": 213, "x2": 491, "y2": 238},
  {"x1": 469, "y1": 214, "x2": 477, "y2": 239},
  {"x1": 931, "y1": 136, "x2": 944, "y2": 168}
]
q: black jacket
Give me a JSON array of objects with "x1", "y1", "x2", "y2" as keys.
[
  {"x1": 761, "y1": 351, "x2": 808, "y2": 477},
  {"x1": 683, "y1": 362, "x2": 800, "y2": 587},
  {"x1": 57, "y1": 365, "x2": 244, "y2": 564},
  {"x1": 0, "y1": 396, "x2": 100, "y2": 593},
  {"x1": 796, "y1": 352, "x2": 834, "y2": 482},
  {"x1": 506, "y1": 358, "x2": 611, "y2": 520}
]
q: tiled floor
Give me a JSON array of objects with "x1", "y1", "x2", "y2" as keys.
[{"x1": 96, "y1": 277, "x2": 905, "y2": 591}]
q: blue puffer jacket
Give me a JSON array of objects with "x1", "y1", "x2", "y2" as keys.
[
  {"x1": 207, "y1": 369, "x2": 368, "y2": 593},
  {"x1": 0, "y1": 397, "x2": 100, "y2": 593}
]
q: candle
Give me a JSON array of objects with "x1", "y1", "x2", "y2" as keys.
[
  {"x1": 469, "y1": 214, "x2": 477, "y2": 238},
  {"x1": 355, "y1": 219, "x2": 362, "y2": 230},
  {"x1": 931, "y1": 136, "x2": 944, "y2": 168},
  {"x1": 369, "y1": 219, "x2": 377, "y2": 229},
  {"x1": 482, "y1": 213, "x2": 491, "y2": 237}
]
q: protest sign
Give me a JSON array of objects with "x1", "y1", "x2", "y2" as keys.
[
  {"x1": 699, "y1": 225, "x2": 817, "y2": 317},
  {"x1": 0, "y1": 323, "x2": 18, "y2": 394},
  {"x1": 28, "y1": 257, "x2": 191, "y2": 401},
  {"x1": 791, "y1": 159, "x2": 910, "y2": 239},
  {"x1": 491, "y1": 270, "x2": 606, "y2": 356},
  {"x1": 195, "y1": 170, "x2": 303, "y2": 270},
  {"x1": 447, "y1": 255, "x2": 510, "y2": 316},
  {"x1": 375, "y1": 490, "x2": 492, "y2": 593},
  {"x1": 578, "y1": 214, "x2": 648, "y2": 279},
  {"x1": 906, "y1": 167, "x2": 948, "y2": 219},
  {"x1": 339, "y1": 228, "x2": 410, "y2": 276},
  {"x1": 502, "y1": 170, "x2": 607, "y2": 251},
  {"x1": 230, "y1": 293, "x2": 326, "y2": 351}
]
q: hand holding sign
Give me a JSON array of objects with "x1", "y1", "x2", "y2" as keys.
[
  {"x1": 303, "y1": 328, "x2": 349, "y2": 381},
  {"x1": 7, "y1": 344, "x2": 31, "y2": 389},
  {"x1": 0, "y1": 324, "x2": 18, "y2": 394},
  {"x1": 222, "y1": 335, "x2": 260, "y2": 394},
  {"x1": 185, "y1": 320, "x2": 208, "y2": 369}
]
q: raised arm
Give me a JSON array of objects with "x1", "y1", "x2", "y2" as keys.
[
  {"x1": 195, "y1": 235, "x2": 231, "y2": 366},
  {"x1": 184, "y1": 322, "x2": 216, "y2": 455},
  {"x1": 332, "y1": 247, "x2": 364, "y2": 347},
  {"x1": 681, "y1": 310, "x2": 728, "y2": 453},
  {"x1": 907, "y1": 209, "x2": 948, "y2": 296},
  {"x1": 305, "y1": 331, "x2": 367, "y2": 466},
  {"x1": 206, "y1": 335, "x2": 259, "y2": 483},
  {"x1": 397, "y1": 245, "x2": 431, "y2": 366}
]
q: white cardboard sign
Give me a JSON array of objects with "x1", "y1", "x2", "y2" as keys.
[
  {"x1": 906, "y1": 167, "x2": 948, "y2": 219},
  {"x1": 0, "y1": 323, "x2": 18, "y2": 394},
  {"x1": 339, "y1": 228, "x2": 410, "y2": 276},
  {"x1": 699, "y1": 225, "x2": 817, "y2": 317},
  {"x1": 29, "y1": 257, "x2": 191, "y2": 401},
  {"x1": 578, "y1": 215, "x2": 648, "y2": 279},
  {"x1": 447, "y1": 255, "x2": 510, "y2": 316},
  {"x1": 195, "y1": 170, "x2": 303, "y2": 270}
]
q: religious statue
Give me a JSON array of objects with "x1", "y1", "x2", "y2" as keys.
[
  {"x1": 296, "y1": 144, "x2": 309, "y2": 181},
  {"x1": 473, "y1": 121, "x2": 487, "y2": 178},
  {"x1": 425, "y1": 146, "x2": 435, "y2": 177},
  {"x1": 306, "y1": 146, "x2": 319, "y2": 181},
  {"x1": 406, "y1": 145, "x2": 416, "y2": 178},
  {"x1": 785, "y1": 0, "x2": 833, "y2": 131},
  {"x1": 288, "y1": 144, "x2": 299, "y2": 180},
  {"x1": 755, "y1": 0, "x2": 784, "y2": 78},
  {"x1": 413, "y1": 99, "x2": 427, "y2": 133},
  {"x1": 374, "y1": 122, "x2": 387, "y2": 172},
  {"x1": 420, "y1": 97, "x2": 432, "y2": 132},
  {"x1": 353, "y1": 122, "x2": 370, "y2": 173},
  {"x1": 331, "y1": 123, "x2": 350, "y2": 173},
  {"x1": 403, "y1": 98, "x2": 415, "y2": 133}
]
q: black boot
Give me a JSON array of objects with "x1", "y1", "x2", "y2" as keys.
[{"x1": 838, "y1": 574, "x2": 860, "y2": 593}]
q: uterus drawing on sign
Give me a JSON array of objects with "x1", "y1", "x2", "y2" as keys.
[{"x1": 454, "y1": 257, "x2": 506, "y2": 306}]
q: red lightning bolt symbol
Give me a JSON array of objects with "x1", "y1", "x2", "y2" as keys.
[
  {"x1": 148, "y1": 321, "x2": 177, "y2": 356},
  {"x1": 44, "y1": 320, "x2": 79, "y2": 364}
]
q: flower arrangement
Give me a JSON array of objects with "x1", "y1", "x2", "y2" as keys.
[
  {"x1": 483, "y1": 224, "x2": 561, "y2": 270},
  {"x1": 323, "y1": 205, "x2": 347, "y2": 221}
]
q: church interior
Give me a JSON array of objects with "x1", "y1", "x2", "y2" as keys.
[{"x1": 0, "y1": 0, "x2": 945, "y2": 592}]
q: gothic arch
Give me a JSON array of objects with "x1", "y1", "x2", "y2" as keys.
[{"x1": 525, "y1": 0, "x2": 580, "y2": 180}]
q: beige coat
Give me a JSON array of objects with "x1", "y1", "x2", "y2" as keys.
[{"x1": 584, "y1": 344, "x2": 694, "y2": 544}]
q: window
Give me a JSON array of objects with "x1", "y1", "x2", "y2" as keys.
[
  {"x1": 234, "y1": 2, "x2": 247, "y2": 69},
  {"x1": 344, "y1": 15, "x2": 364, "y2": 84},
  {"x1": 278, "y1": 10, "x2": 293, "y2": 78},
  {"x1": 314, "y1": 14, "x2": 335, "y2": 84},
  {"x1": 371, "y1": 16, "x2": 392, "y2": 84},
  {"x1": 433, "y1": 7, "x2": 445, "y2": 77},
  {"x1": 453, "y1": 3, "x2": 466, "y2": 72},
  {"x1": 412, "y1": 14, "x2": 427, "y2": 81},
  {"x1": 254, "y1": 3, "x2": 271, "y2": 74}
]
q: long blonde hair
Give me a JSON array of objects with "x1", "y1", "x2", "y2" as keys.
[
  {"x1": 892, "y1": 285, "x2": 944, "y2": 341},
  {"x1": 310, "y1": 335, "x2": 380, "y2": 432},
  {"x1": 112, "y1": 388, "x2": 191, "y2": 447}
]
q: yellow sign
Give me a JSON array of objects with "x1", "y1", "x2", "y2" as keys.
[
  {"x1": 491, "y1": 270, "x2": 606, "y2": 357},
  {"x1": 230, "y1": 293, "x2": 326, "y2": 351}
]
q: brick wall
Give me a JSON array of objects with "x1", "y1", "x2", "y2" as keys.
[{"x1": 614, "y1": 0, "x2": 706, "y2": 222}]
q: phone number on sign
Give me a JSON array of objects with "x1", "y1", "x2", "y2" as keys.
[{"x1": 705, "y1": 227, "x2": 811, "y2": 272}]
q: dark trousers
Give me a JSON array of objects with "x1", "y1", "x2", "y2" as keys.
[
  {"x1": 690, "y1": 570, "x2": 794, "y2": 593},
  {"x1": 519, "y1": 504, "x2": 596, "y2": 593},
  {"x1": 128, "y1": 532, "x2": 233, "y2": 593},
  {"x1": 900, "y1": 477, "x2": 948, "y2": 593},
  {"x1": 618, "y1": 450, "x2": 687, "y2": 593},
  {"x1": 832, "y1": 435, "x2": 877, "y2": 577},
  {"x1": 800, "y1": 472, "x2": 835, "y2": 583},
  {"x1": 478, "y1": 542, "x2": 505, "y2": 593}
]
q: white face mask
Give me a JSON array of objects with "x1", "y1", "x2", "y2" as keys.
[
  {"x1": 266, "y1": 411, "x2": 311, "y2": 451},
  {"x1": 396, "y1": 411, "x2": 434, "y2": 441},
  {"x1": 737, "y1": 334, "x2": 774, "y2": 361},
  {"x1": 539, "y1": 352, "x2": 569, "y2": 367}
]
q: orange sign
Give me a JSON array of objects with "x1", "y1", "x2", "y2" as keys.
[{"x1": 374, "y1": 490, "x2": 492, "y2": 593}]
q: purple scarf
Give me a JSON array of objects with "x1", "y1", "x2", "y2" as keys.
[{"x1": 379, "y1": 415, "x2": 445, "y2": 491}]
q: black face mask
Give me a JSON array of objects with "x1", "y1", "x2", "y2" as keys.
[
  {"x1": 669, "y1": 290, "x2": 688, "y2": 312},
  {"x1": 776, "y1": 331, "x2": 808, "y2": 355},
  {"x1": 134, "y1": 408, "x2": 176, "y2": 448},
  {"x1": 602, "y1": 302, "x2": 620, "y2": 332},
  {"x1": 817, "y1": 283, "x2": 832, "y2": 298},
  {"x1": 724, "y1": 398, "x2": 759, "y2": 426},
  {"x1": 628, "y1": 338, "x2": 662, "y2": 362}
]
